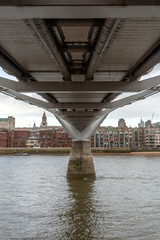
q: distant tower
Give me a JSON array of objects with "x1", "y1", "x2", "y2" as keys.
[
  {"x1": 138, "y1": 118, "x2": 144, "y2": 128},
  {"x1": 29, "y1": 122, "x2": 39, "y2": 138},
  {"x1": 40, "y1": 111, "x2": 47, "y2": 128},
  {"x1": 145, "y1": 120, "x2": 151, "y2": 128},
  {"x1": 32, "y1": 122, "x2": 37, "y2": 131},
  {"x1": 26, "y1": 122, "x2": 40, "y2": 148},
  {"x1": 118, "y1": 118, "x2": 126, "y2": 128}
]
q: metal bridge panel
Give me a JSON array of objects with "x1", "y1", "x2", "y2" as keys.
[
  {"x1": 93, "y1": 72, "x2": 127, "y2": 82},
  {"x1": 53, "y1": 93, "x2": 106, "y2": 103},
  {"x1": 30, "y1": 72, "x2": 64, "y2": 82},
  {"x1": 0, "y1": 20, "x2": 59, "y2": 72},
  {"x1": 97, "y1": 19, "x2": 160, "y2": 72}
]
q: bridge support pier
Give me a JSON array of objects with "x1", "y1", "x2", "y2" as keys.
[{"x1": 67, "y1": 140, "x2": 95, "y2": 179}]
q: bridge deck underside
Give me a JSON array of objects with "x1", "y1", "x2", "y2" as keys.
[{"x1": 0, "y1": 2, "x2": 160, "y2": 134}]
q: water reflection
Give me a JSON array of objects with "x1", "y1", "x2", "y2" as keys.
[{"x1": 63, "y1": 179, "x2": 96, "y2": 240}]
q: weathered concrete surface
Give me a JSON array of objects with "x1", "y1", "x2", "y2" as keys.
[{"x1": 67, "y1": 140, "x2": 96, "y2": 179}]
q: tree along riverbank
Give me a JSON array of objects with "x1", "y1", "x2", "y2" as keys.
[{"x1": 0, "y1": 147, "x2": 160, "y2": 156}]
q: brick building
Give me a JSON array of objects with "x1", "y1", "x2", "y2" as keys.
[
  {"x1": 0, "y1": 126, "x2": 72, "y2": 148},
  {"x1": 53, "y1": 127, "x2": 72, "y2": 147},
  {"x1": 39, "y1": 129, "x2": 54, "y2": 147},
  {"x1": 0, "y1": 130, "x2": 9, "y2": 147},
  {"x1": 10, "y1": 129, "x2": 30, "y2": 148},
  {"x1": 0, "y1": 113, "x2": 72, "y2": 148},
  {"x1": 134, "y1": 127, "x2": 145, "y2": 147}
]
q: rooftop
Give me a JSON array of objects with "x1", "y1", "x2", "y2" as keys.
[{"x1": 0, "y1": 118, "x2": 8, "y2": 122}]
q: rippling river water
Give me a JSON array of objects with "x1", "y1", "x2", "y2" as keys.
[{"x1": 0, "y1": 155, "x2": 160, "y2": 240}]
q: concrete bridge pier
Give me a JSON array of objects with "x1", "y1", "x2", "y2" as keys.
[{"x1": 67, "y1": 140, "x2": 95, "y2": 179}]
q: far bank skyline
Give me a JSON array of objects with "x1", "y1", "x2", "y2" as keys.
[{"x1": 1, "y1": 112, "x2": 159, "y2": 129}]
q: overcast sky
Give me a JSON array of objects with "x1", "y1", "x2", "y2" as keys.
[{"x1": 0, "y1": 64, "x2": 160, "y2": 128}]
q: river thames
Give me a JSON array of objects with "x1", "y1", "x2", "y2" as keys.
[{"x1": 0, "y1": 155, "x2": 160, "y2": 240}]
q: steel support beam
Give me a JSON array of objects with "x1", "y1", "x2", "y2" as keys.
[
  {"x1": 123, "y1": 43, "x2": 160, "y2": 82},
  {"x1": 0, "y1": 49, "x2": 57, "y2": 103},
  {"x1": 1, "y1": 1, "x2": 159, "y2": 6},
  {"x1": 64, "y1": 45, "x2": 89, "y2": 53},
  {"x1": 86, "y1": 18, "x2": 121, "y2": 81},
  {"x1": 1, "y1": 6, "x2": 160, "y2": 19},
  {"x1": 49, "y1": 19, "x2": 93, "y2": 27},
  {"x1": 1, "y1": 85, "x2": 158, "y2": 111},
  {"x1": 25, "y1": 19, "x2": 71, "y2": 81},
  {"x1": 0, "y1": 76, "x2": 160, "y2": 93},
  {"x1": 0, "y1": 49, "x2": 34, "y2": 82},
  {"x1": 57, "y1": 111, "x2": 100, "y2": 117},
  {"x1": 110, "y1": 89, "x2": 157, "y2": 110},
  {"x1": 2, "y1": 89, "x2": 53, "y2": 109}
]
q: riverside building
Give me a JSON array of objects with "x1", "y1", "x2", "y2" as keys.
[
  {"x1": 145, "y1": 127, "x2": 160, "y2": 148},
  {"x1": 0, "y1": 116, "x2": 15, "y2": 130},
  {"x1": 0, "y1": 113, "x2": 72, "y2": 148},
  {"x1": 1, "y1": 115, "x2": 160, "y2": 149},
  {"x1": 91, "y1": 126, "x2": 136, "y2": 148}
]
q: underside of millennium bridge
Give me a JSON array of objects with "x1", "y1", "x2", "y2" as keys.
[{"x1": 0, "y1": 1, "x2": 160, "y2": 178}]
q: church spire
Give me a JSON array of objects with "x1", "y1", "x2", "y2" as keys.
[
  {"x1": 33, "y1": 121, "x2": 36, "y2": 129},
  {"x1": 40, "y1": 111, "x2": 47, "y2": 128}
]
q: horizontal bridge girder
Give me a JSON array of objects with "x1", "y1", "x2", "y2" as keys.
[
  {"x1": 58, "y1": 111, "x2": 100, "y2": 117},
  {"x1": 0, "y1": 76, "x2": 160, "y2": 93},
  {"x1": 49, "y1": 103, "x2": 109, "y2": 109},
  {"x1": 1, "y1": 6, "x2": 160, "y2": 19},
  {"x1": 1, "y1": 88, "x2": 108, "y2": 109},
  {"x1": 1, "y1": 1, "x2": 160, "y2": 6},
  {"x1": 2, "y1": 86, "x2": 158, "y2": 113},
  {"x1": 4, "y1": 87, "x2": 153, "y2": 110}
]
